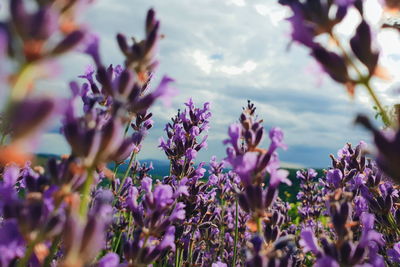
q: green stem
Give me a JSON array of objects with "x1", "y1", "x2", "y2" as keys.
[
  {"x1": 188, "y1": 232, "x2": 195, "y2": 266},
  {"x1": 79, "y1": 167, "x2": 95, "y2": 218},
  {"x1": 113, "y1": 163, "x2": 120, "y2": 177},
  {"x1": 218, "y1": 201, "x2": 226, "y2": 259},
  {"x1": 44, "y1": 235, "x2": 61, "y2": 267},
  {"x1": 17, "y1": 236, "x2": 41, "y2": 267},
  {"x1": 256, "y1": 217, "x2": 262, "y2": 235},
  {"x1": 175, "y1": 247, "x2": 180, "y2": 267},
  {"x1": 179, "y1": 247, "x2": 184, "y2": 267},
  {"x1": 124, "y1": 121, "x2": 130, "y2": 136},
  {"x1": 363, "y1": 81, "x2": 391, "y2": 127},
  {"x1": 11, "y1": 63, "x2": 36, "y2": 101},
  {"x1": 232, "y1": 198, "x2": 239, "y2": 267},
  {"x1": 116, "y1": 152, "x2": 136, "y2": 195},
  {"x1": 112, "y1": 231, "x2": 123, "y2": 253},
  {"x1": 387, "y1": 213, "x2": 400, "y2": 236},
  {"x1": 330, "y1": 32, "x2": 391, "y2": 127},
  {"x1": 0, "y1": 133, "x2": 6, "y2": 146}
]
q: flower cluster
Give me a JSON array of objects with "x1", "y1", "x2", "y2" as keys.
[
  {"x1": 279, "y1": 0, "x2": 391, "y2": 125},
  {"x1": 296, "y1": 169, "x2": 323, "y2": 229}
]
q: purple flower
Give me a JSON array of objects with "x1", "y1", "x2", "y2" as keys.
[
  {"x1": 315, "y1": 256, "x2": 339, "y2": 267},
  {"x1": 97, "y1": 253, "x2": 120, "y2": 267},
  {"x1": 153, "y1": 184, "x2": 174, "y2": 208},
  {"x1": 7, "y1": 97, "x2": 58, "y2": 140},
  {"x1": 136, "y1": 75, "x2": 177, "y2": 110},
  {"x1": 224, "y1": 123, "x2": 242, "y2": 154},
  {"x1": 141, "y1": 177, "x2": 153, "y2": 192},
  {"x1": 81, "y1": 33, "x2": 101, "y2": 66},
  {"x1": 296, "y1": 168, "x2": 317, "y2": 180},
  {"x1": 208, "y1": 174, "x2": 219, "y2": 185},
  {"x1": 356, "y1": 115, "x2": 400, "y2": 182},
  {"x1": 312, "y1": 45, "x2": 349, "y2": 84},
  {"x1": 269, "y1": 168, "x2": 291, "y2": 188},
  {"x1": 350, "y1": 20, "x2": 379, "y2": 72},
  {"x1": 335, "y1": 0, "x2": 355, "y2": 7},
  {"x1": 157, "y1": 226, "x2": 176, "y2": 251},
  {"x1": 388, "y1": 242, "x2": 400, "y2": 263},
  {"x1": 227, "y1": 152, "x2": 258, "y2": 186},
  {"x1": 2, "y1": 165, "x2": 19, "y2": 188},
  {"x1": 359, "y1": 212, "x2": 385, "y2": 247},
  {"x1": 0, "y1": 219, "x2": 25, "y2": 267},
  {"x1": 299, "y1": 228, "x2": 320, "y2": 254},
  {"x1": 212, "y1": 261, "x2": 228, "y2": 267},
  {"x1": 354, "y1": 196, "x2": 368, "y2": 217},
  {"x1": 190, "y1": 126, "x2": 200, "y2": 137},
  {"x1": 285, "y1": 5, "x2": 316, "y2": 48},
  {"x1": 186, "y1": 148, "x2": 197, "y2": 161},
  {"x1": 326, "y1": 169, "x2": 343, "y2": 188},
  {"x1": 0, "y1": 27, "x2": 7, "y2": 58},
  {"x1": 268, "y1": 127, "x2": 288, "y2": 152},
  {"x1": 170, "y1": 203, "x2": 186, "y2": 221}
]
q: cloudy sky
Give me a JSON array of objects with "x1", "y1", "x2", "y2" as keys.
[{"x1": 32, "y1": 0, "x2": 400, "y2": 168}]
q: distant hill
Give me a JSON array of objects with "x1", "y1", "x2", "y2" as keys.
[{"x1": 35, "y1": 154, "x2": 324, "y2": 203}]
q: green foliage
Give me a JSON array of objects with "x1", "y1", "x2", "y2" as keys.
[
  {"x1": 277, "y1": 168, "x2": 324, "y2": 203},
  {"x1": 288, "y1": 202, "x2": 301, "y2": 225}
]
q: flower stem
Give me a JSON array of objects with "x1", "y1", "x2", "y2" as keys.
[
  {"x1": 113, "y1": 163, "x2": 120, "y2": 177},
  {"x1": 188, "y1": 231, "x2": 195, "y2": 266},
  {"x1": 330, "y1": 32, "x2": 391, "y2": 127},
  {"x1": 256, "y1": 217, "x2": 262, "y2": 235},
  {"x1": 362, "y1": 81, "x2": 391, "y2": 127},
  {"x1": 79, "y1": 167, "x2": 95, "y2": 218},
  {"x1": 175, "y1": 247, "x2": 180, "y2": 267},
  {"x1": 11, "y1": 63, "x2": 36, "y2": 101},
  {"x1": 116, "y1": 151, "x2": 136, "y2": 195},
  {"x1": 17, "y1": 236, "x2": 41, "y2": 267},
  {"x1": 44, "y1": 235, "x2": 61, "y2": 267},
  {"x1": 0, "y1": 132, "x2": 6, "y2": 146},
  {"x1": 218, "y1": 200, "x2": 226, "y2": 259}
]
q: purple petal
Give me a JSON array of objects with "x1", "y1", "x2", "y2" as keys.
[
  {"x1": 315, "y1": 256, "x2": 340, "y2": 267},
  {"x1": 299, "y1": 228, "x2": 320, "y2": 254},
  {"x1": 152, "y1": 76, "x2": 177, "y2": 107},
  {"x1": 157, "y1": 226, "x2": 176, "y2": 251},
  {"x1": 97, "y1": 252, "x2": 119, "y2": 267}
]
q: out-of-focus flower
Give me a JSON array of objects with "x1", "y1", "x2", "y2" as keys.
[
  {"x1": 388, "y1": 242, "x2": 400, "y2": 263},
  {"x1": 61, "y1": 192, "x2": 112, "y2": 267},
  {"x1": 97, "y1": 252, "x2": 120, "y2": 267},
  {"x1": 0, "y1": 219, "x2": 25, "y2": 267},
  {"x1": 356, "y1": 115, "x2": 400, "y2": 182},
  {"x1": 63, "y1": 110, "x2": 132, "y2": 167},
  {"x1": 5, "y1": 98, "x2": 57, "y2": 140},
  {"x1": 117, "y1": 9, "x2": 161, "y2": 77},
  {"x1": 299, "y1": 228, "x2": 320, "y2": 254}
]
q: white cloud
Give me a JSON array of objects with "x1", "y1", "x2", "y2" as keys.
[
  {"x1": 334, "y1": 8, "x2": 361, "y2": 36},
  {"x1": 364, "y1": 0, "x2": 383, "y2": 25},
  {"x1": 218, "y1": 60, "x2": 257, "y2": 75},
  {"x1": 192, "y1": 50, "x2": 213, "y2": 74},
  {"x1": 334, "y1": 0, "x2": 382, "y2": 36},
  {"x1": 190, "y1": 50, "x2": 257, "y2": 76},
  {"x1": 254, "y1": 3, "x2": 287, "y2": 27},
  {"x1": 226, "y1": 0, "x2": 246, "y2": 7},
  {"x1": 35, "y1": 0, "x2": 377, "y2": 167}
]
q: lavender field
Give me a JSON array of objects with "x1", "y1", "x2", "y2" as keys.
[{"x1": 1, "y1": 0, "x2": 400, "y2": 266}]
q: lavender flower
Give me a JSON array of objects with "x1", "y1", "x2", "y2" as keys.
[
  {"x1": 299, "y1": 190, "x2": 385, "y2": 266},
  {"x1": 159, "y1": 98, "x2": 210, "y2": 181},
  {"x1": 279, "y1": 0, "x2": 390, "y2": 123},
  {"x1": 356, "y1": 115, "x2": 400, "y2": 181}
]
